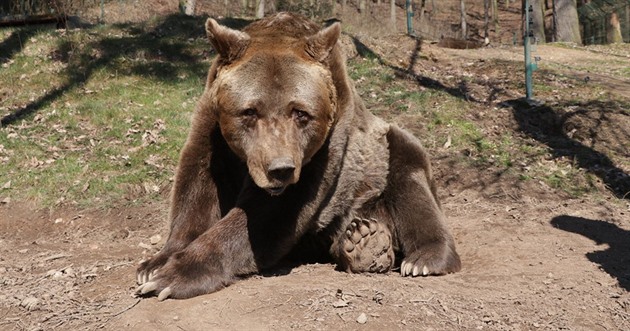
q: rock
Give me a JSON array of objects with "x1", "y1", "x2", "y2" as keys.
[
  {"x1": 20, "y1": 297, "x2": 40, "y2": 311},
  {"x1": 356, "y1": 313, "x2": 368, "y2": 324},
  {"x1": 150, "y1": 234, "x2": 162, "y2": 245}
]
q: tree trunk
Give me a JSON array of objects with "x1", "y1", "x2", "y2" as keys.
[
  {"x1": 460, "y1": 0, "x2": 467, "y2": 39},
  {"x1": 419, "y1": 0, "x2": 426, "y2": 25},
  {"x1": 359, "y1": 0, "x2": 366, "y2": 14},
  {"x1": 185, "y1": 0, "x2": 196, "y2": 16},
  {"x1": 493, "y1": 0, "x2": 499, "y2": 35},
  {"x1": 484, "y1": 0, "x2": 490, "y2": 38},
  {"x1": 555, "y1": 0, "x2": 582, "y2": 44},
  {"x1": 533, "y1": 0, "x2": 545, "y2": 43},
  {"x1": 607, "y1": 12, "x2": 623, "y2": 43},
  {"x1": 390, "y1": 0, "x2": 396, "y2": 31},
  {"x1": 256, "y1": 0, "x2": 265, "y2": 18}
]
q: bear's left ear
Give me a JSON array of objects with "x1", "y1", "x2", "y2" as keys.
[
  {"x1": 305, "y1": 22, "x2": 341, "y2": 62},
  {"x1": 206, "y1": 18, "x2": 250, "y2": 62}
]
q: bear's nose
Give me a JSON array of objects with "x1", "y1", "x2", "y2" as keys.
[{"x1": 268, "y1": 157, "x2": 295, "y2": 182}]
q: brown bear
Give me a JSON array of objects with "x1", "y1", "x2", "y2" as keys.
[{"x1": 136, "y1": 12, "x2": 460, "y2": 301}]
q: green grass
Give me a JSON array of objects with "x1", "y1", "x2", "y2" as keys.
[{"x1": 0, "y1": 16, "x2": 207, "y2": 207}]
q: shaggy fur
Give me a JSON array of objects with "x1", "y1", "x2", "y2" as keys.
[{"x1": 136, "y1": 12, "x2": 460, "y2": 300}]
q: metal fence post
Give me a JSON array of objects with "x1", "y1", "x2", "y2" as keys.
[{"x1": 524, "y1": 0, "x2": 533, "y2": 100}]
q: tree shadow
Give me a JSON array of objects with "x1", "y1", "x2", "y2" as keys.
[
  {"x1": 1, "y1": 14, "x2": 253, "y2": 127},
  {"x1": 0, "y1": 27, "x2": 41, "y2": 64},
  {"x1": 505, "y1": 98, "x2": 630, "y2": 199},
  {"x1": 551, "y1": 215, "x2": 630, "y2": 291},
  {"x1": 349, "y1": 35, "x2": 477, "y2": 102}
]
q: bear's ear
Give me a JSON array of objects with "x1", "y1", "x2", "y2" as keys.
[
  {"x1": 305, "y1": 22, "x2": 341, "y2": 62},
  {"x1": 205, "y1": 18, "x2": 250, "y2": 62}
]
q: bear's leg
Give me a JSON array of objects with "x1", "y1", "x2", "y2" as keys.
[
  {"x1": 137, "y1": 122, "x2": 244, "y2": 285},
  {"x1": 385, "y1": 126, "x2": 461, "y2": 276},
  {"x1": 137, "y1": 208, "x2": 254, "y2": 300},
  {"x1": 136, "y1": 182, "x2": 309, "y2": 300},
  {"x1": 333, "y1": 217, "x2": 395, "y2": 273}
]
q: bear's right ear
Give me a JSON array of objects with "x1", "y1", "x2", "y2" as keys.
[
  {"x1": 205, "y1": 18, "x2": 250, "y2": 62},
  {"x1": 305, "y1": 22, "x2": 341, "y2": 62}
]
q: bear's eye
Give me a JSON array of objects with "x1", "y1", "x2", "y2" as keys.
[
  {"x1": 241, "y1": 108, "x2": 257, "y2": 117},
  {"x1": 293, "y1": 109, "x2": 311, "y2": 123}
]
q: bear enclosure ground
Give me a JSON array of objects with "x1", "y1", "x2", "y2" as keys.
[{"x1": 1, "y1": 6, "x2": 630, "y2": 331}]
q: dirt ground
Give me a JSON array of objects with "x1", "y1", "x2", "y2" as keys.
[
  {"x1": 2, "y1": 34, "x2": 630, "y2": 331},
  {"x1": 1, "y1": 186, "x2": 629, "y2": 330}
]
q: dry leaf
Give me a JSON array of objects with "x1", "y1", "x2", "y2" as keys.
[{"x1": 443, "y1": 135, "x2": 452, "y2": 149}]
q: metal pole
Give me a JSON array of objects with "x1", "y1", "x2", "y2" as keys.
[
  {"x1": 406, "y1": 0, "x2": 413, "y2": 36},
  {"x1": 524, "y1": 0, "x2": 533, "y2": 100}
]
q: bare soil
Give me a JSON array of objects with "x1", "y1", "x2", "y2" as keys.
[
  {"x1": 2, "y1": 183, "x2": 629, "y2": 330},
  {"x1": 2, "y1": 19, "x2": 630, "y2": 331}
]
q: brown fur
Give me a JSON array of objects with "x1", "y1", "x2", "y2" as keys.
[{"x1": 136, "y1": 12, "x2": 460, "y2": 300}]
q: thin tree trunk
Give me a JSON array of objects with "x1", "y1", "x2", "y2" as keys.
[
  {"x1": 241, "y1": 0, "x2": 248, "y2": 15},
  {"x1": 360, "y1": 0, "x2": 366, "y2": 14},
  {"x1": 484, "y1": 0, "x2": 490, "y2": 38},
  {"x1": 460, "y1": 0, "x2": 467, "y2": 39},
  {"x1": 492, "y1": 0, "x2": 499, "y2": 32},
  {"x1": 552, "y1": 0, "x2": 557, "y2": 41},
  {"x1": 419, "y1": 0, "x2": 426, "y2": 25},
  {"x1": 390, "y1": 0, "x2": 396, "y2": 31},
  {"x1": 256, "y1": 0, "x2": 265, "y2": 18}
]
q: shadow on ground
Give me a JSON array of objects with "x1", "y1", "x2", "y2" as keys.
[
  {"x1": 349, "y1": 35, "x2": 480, "y2": 102},
  {"x1": 551, "y1": 215, "x2": 630, "y2": 291},
  {"x1": 1, "y1": 14, "x2": 253, "y2": 126},
  {"x1": 0, "y1": 27, "x2": 41, "y2": 64},
  {"x1": 506, "y1": 98, "x2": 630, "y2": 199}
]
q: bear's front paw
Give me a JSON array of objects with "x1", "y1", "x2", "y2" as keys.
[
  {"x1": 400, "y1": 241, "x2": 461, "y2": 277},
  {"x1": 135, "y1": 251, "x2": 228, "y2": 300}
]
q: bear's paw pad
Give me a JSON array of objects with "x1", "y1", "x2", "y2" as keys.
[{"x1": 342, "y1": 218, "x2": 394, "y2": 273}]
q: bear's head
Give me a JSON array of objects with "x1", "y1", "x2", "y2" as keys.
[{"x1": 205, "y1": 14, "x2": 341, "y2": 196}]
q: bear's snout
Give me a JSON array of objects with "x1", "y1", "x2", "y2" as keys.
[{"x1": 267, "y1": 157, "x2": 296, "y2": 183}]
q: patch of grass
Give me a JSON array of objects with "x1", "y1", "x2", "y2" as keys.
[{"x1": 0, "y1": 15, "x2": 208, "y2": 207}]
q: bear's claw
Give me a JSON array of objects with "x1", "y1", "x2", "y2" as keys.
[
  {"x1": 136, "y1": 269, "x2": 158, "y2": 285},
  {"x1": 399, "y1": 240, "x2": 461, "y2": 277},
  {"x1": 136, "y1": 279, "x2": 173, "y2": 301},
  {"x1": 400, "y1": 261, "x2": 430, "y2": 277}
]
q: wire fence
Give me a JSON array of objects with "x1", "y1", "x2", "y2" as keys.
[{"x1": 578, "y1": 0, "x2": 630, "y2": 44}]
